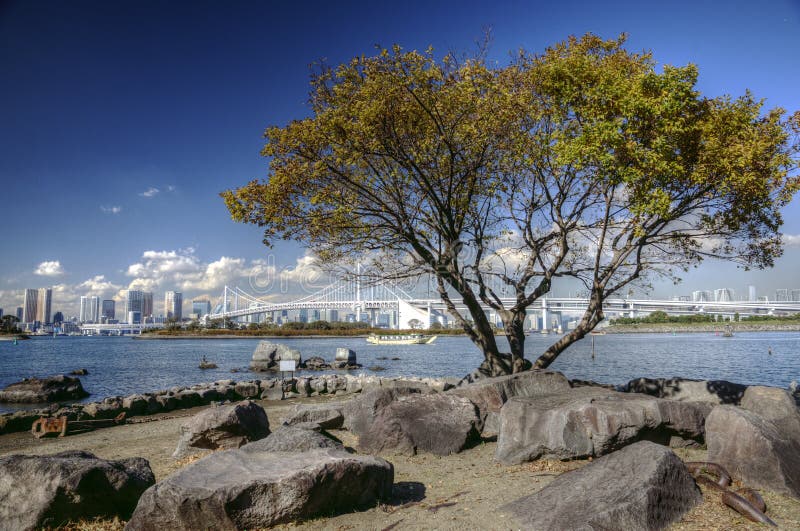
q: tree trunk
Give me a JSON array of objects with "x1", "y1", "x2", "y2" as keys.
[
  {"x1": 500, "y1": 309, "x2": 528, "y2": 373},
  {"x1": 533, "y1": 294, "x2": 604, "y2": 369}
]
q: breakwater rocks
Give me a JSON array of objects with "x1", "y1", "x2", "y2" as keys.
[{"x1": 0, "y1": 374, "x2": 457, "y2": 436}]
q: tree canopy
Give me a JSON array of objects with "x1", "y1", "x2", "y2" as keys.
[{"x1": 223, "y1": 34, "x2": 799, "y2": 376}]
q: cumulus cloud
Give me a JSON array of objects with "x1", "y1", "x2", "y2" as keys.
[
  {"x1": 100, "y1": 205, "x2": 122, "y2": 214},
  {"x1": 139, "y1": 187, "x2": 160, "y2": 198},
  {"x1": 34, "y1": 261, "x2": 65, "y2": 276}
]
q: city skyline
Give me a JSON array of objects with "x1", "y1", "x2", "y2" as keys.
[{"x1": 1, "y1": 1, "x2": 798, "y2": 316}]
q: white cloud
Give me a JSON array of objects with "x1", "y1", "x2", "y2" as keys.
[
  {"x1": 139, "y1": 187, "x2": 160, "y2": 198},
  {"x1": 34, "y1": 261, "x2": 65, "y2": 276},
  {"x1": 782, "y1": 234, "x2": 800, "y2": 247},
  {"x1": 166, "y1": 185, "x2": 176, "y2": 192},
  {"x1": 100, "y1": 205, "x2": 122, "y2": 214}
]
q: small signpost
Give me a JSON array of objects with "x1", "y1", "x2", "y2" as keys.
[{"x1": 279, "y1": 359, "x2": 296, "y2": 381}]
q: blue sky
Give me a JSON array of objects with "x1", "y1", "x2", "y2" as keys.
[{"x1": 1, "y1": 0, "x2": 799, "y2": 316}]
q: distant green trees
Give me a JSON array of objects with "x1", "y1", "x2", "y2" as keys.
[
  {"x1": 611, "y1": 311, "x2": 800, "y2": 325},
  {"x1": 0, "y1": 315, "x2": 21, "y2": 334}
]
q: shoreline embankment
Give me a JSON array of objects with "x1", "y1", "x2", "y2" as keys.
[{"x1": 605, "y1": 322, "x2": 800, "y2": 334}]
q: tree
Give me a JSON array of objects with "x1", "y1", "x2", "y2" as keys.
[
  {"x1": 407, "y1": 319, "x2": 423, "y2": 330},
  {"x1": 0, "y1": 315, "x2": 20, "y2": 334},
  {"x1": 223, "y1": 34, "x2": 798, "y2": 375}
]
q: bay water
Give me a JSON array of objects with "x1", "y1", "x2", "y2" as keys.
[{"x1": 1, "y1": 332, "x2": 798, "y2": 413}]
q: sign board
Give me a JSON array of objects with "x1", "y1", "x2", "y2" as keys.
[{"x1": 279, "y1": 360, "x2": 297, "y2": 372}]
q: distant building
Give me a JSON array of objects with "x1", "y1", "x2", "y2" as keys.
[
  {"x1": 691, "y1": 290, "x2": 712, "y2": 303},
  {"x1": 164, "y1": 291, "x2": 183, "y2": 321},
  {"x1": 15, "y1": 307, "x2": 22, "y2": 321},
  {"x1": 142, "y1": 292, "x2": 153, "y2": 319},
  {"x1": 791, "y1": 289, "x2": 800, "y2": 303},
  {"x1": 192, "y1": 300, "x2": 211, "y2": 317},
  {"x1": 22, "y1": 288, "x2": 52, "y2": 325},
  {"x1": 714, "y1": 288, "x2": 733, "y2": 302},
  {"x1": 128, "y1": 310, "x2": 142, "y2": 324},
  {"x1": 748, "y1": 285, "x2": 756, "y2": 302},
  {"x1": 52, "y1": 311, "x2": 64, "y2": 324},
  {"x1": 125, "y1": 290, "x2": 153, "y2": 321},
  {"x1": 0, "y1": 308, "x2": 3, "y2": 318},
  {"x1": 79, "y1": 296, "x2": 100, "y2": 323},
  {"x1": 102, "y1": 299, "x2": 115, "y2": 319},
  {"x1": 776, "y1": 289, "x2": 789, "y2": 302}
]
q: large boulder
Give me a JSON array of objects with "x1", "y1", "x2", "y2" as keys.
[
  {"x1": 740, "y1": 385, "x2": 800, "y2": 434},
  {"x1": 173, "y1": 400, "x2": 270, "y2": 458},
  {"x1": 0, "y1": 375, "x2": 89, "y2": 403},
  {"x1": 495, "y1": 387, "x2": 710, "y2": 465},
  {"x1": 502, "y1": 441, "x2": 702, "y2": 530},
  {"x1": 623, "y1": 377, "x2": 747, "y2": 404},
  {"x1": 0, "y1": 450, "x2": 154, "y2": 530},
  {"x1": 343, "y1": 386, "x2": 424, "y2": 436},
  {"x1": 358, "y1": 393, "x2": 480, "y2": 456},
  {"x1": 241, "y1": 426, "x2": 344, "y2": 452},
  {"x1": 282, "y1": 403, "x2": 345, "y2": 430},
  {"x1": 706, "y1": 405, "x2": 800, "y2": 499},
  {"x1": 125, "y1": 448, "x2": 393, "y2": 530},
  {"x1": 449, "y1": 370, "x2": 572, "y2": 436},
  {"x1": 333, "y1": 348, "x2": 360, "y2": 369},
  {"x1": 250, "y1": 341, "x2": 302, "y2": 372}
]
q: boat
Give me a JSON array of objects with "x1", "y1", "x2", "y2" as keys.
[
  {"x1": 367, "y1": 334, "x2": 437, "y2": 345},
  {"x1": 589, "y1": 331, "x2": 607, "y2": 336}
]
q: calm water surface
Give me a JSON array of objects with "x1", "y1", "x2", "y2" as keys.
[{"x1": 1, "y1": 332, "x2": 798, "y2": 413}]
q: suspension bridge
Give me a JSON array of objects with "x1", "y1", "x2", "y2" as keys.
[{"x1": 205, "y1": 277, "x2": 800, "y2": 331}]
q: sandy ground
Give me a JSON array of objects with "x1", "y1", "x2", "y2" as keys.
[{"x1": 2, "y1": 395, "x2": 800, "y2": 530}]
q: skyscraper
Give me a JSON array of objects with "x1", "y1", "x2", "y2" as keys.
[
  {"x1": 53, "y1": 311, "x2": 64, "y2": 324},
  {"x1": 15, "y1": 307, "x2": 22, "y2": 321},
  {"x1": 37, "y1": 288, "x2": 52, "y2": 324},
  {"x1": 142, "y1": 292, "x2": 153, "y2": 319},
  {"x1": 165, "y1": 291, "x2": 183, "y2": 321},
  {"x1": 102, "y1": 299, "x2": 115, "y2": 319},
  {"x1": 22, "y1": 288, "x2": 38, "y2": 323},
  {"x1": 79, "y1": 296, "x2": 100, "y2": 323},
  {"x1": 125, "y1": 290, "x2": 144, "y2": 323},
  {"x1": 748, "y1": 285, "x2": 756, "y2": 302}
]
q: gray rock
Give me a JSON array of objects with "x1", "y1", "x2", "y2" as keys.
[
  {"x1": 303, "y1": 356, "x2": 330, "y2": 370},
  {"x1": 706, "y1": 405, "x2": 800, "y2": 499},
  {"x1": 343, "y1": 386, "x2": 424, "y2": 436},
  {"x1": 449, "y1": 370, "x2": 571, "y2": 434},
  {"x1": 0, "y1": 375, "x2": 89, "y2": 403},
  {"x1": 155, "y1": 394, "x2": 178, "y2": 411},
  {"x1": 623, "y1": 377, "x2": 747, "y2": 404},
  {"x1": 241, "y1": 426, "x2": 344, "y2": 452},
  {"x1": 125, "y1": 448, "x2": 393, "y2": 530},
  {"x1": 283, "y1": 403, "x2": 345, "y2": 429},
  {"x1": 0, "y1": 450, "x2": 154, "y2": 530},
  {"x1": 358, "y1": 393, "x2": 480, "y2": 456},
  {"x1": 740, "y1": 385, "x2": 800, "y2": 434},
  {"x1": 502, "y1": 441, "x2": 702, "y2": 530},
  {"x1": 310, "y1": 377, "x2": 327, "y2": 394},
  {"x1": 82, "y1": 398, "x2": 123, "y2": 419},
  {"x1": 495, "y1": 388, "x2": 710, "y2": 464},
  {"x1": 250, "y1": 341, "x2": 302, "y2": 372},
  {"x1": 233, "y1": 381, "x2": 259, "y2": 398},
  {"x1": 333, "y1": 348, "x2": 357, "y2": 368},
  {"x1": 173, "y1": 400, "x2": 270, "y2": 458}
]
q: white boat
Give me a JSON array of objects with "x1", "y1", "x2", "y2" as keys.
[{"x1": 367, "y1": 334, "x2": 437, "y2": 345}]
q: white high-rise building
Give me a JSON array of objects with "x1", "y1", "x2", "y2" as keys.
[
  {"x1": 714, "y1": 288, "x2": 734, "y2": 302},
  {"x1": 22, "y1": 288, "x2": 38, "y2": 323},
  {"x1": 164, "y1": 291, "x2": 183, "y2": 321},
  {"x1": 22, "y1": 288, "x2": 52, "y2": 324},
  {"x1": 79, "y1": 296, "x2": 100, "y2": 323},
  {"x1": 748, "y1": 285, "x2": 756, "y2": 302},
  {"x1": 692, "y1": 290, "x2": 713, "y2": 302}
]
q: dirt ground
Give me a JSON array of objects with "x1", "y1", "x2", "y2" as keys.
[{"x1": 2, "y1": 395, "x2": 799, "y2": 530}]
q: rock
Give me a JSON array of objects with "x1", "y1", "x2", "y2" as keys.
[
  {"x1": 174, "y1": 390, "x2": 203, "y2": 409},
  {"x1": 449, "y1": 370, "x2": 572, "y2": 434},
  {"x1": 294, "y1": 377, "x2": 312, "y2": 396},
  {"x1": 495, "y1": 388, "x2": 711, "y2": 464},
  {"x1": 502, "y1": 441, "x2": 702, "y2": 530},
  {"x1": 283, "y1": 403, "x2": 345, "y2": 429},
  {"x1": 125, "y1": 448, "x2": 393, "y2": 530},
  {"x1": 250, "y1": 341, "x2": 302, "y2": 372},
  {"x1": 233, "y1": 381, "x2": 259, "y2": 399},
  {"x1": 0, "y1": 375, "x2": 90, "y2": 403},
  {"x1": 740, "y1": 385, "x2": 800, "y2": 434},
  {"x1": 82, "y1": 398, "x2": 123, "y2": 419},
  {"x1": 706, "y1": 405, "x2": 800, "y2": 499},
  {"x1": 0, "y1": 409, "x2": 45, "y2": 434},
  {"x1": 310, "y1": 377, "x2": 327, "y2": 394},
  {"x1": 0, "y1": 450, "x2": 155, "y2": 530},
  {"x1": 623, "y1": 377, "x2": 747, "y2": 404},
  {"x1": 155, "y1": 394, "x2": 178, "y2": 411},
  {"x1": 172, "y1": 400, "x2": 270, "y2": 458},
  {"x1": 324, "y1": 374, "x2": 348, "y2": 393},
  {"x1": 303, "y1": 356, "x2": 330, "y2": 370},
  {"x1": 69, "y1": 368, "x2": 89, "y2": 375},
  {"x1": 343, "y1": 386, "x2": 424, "y2": 436},
  {"x1": 241, "y1": 426, "x2": 344, "y2": 452},
  {"x1": 333, "y1": 348, "x2": 357, "y2": 368},
  {"x1": 358, "y1": 393, "x2": 480, "y2": 456}
]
